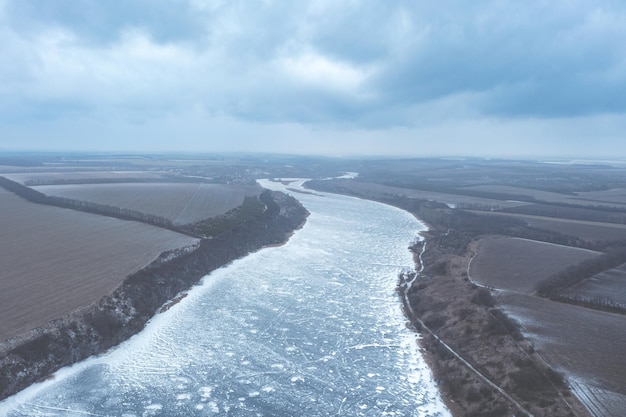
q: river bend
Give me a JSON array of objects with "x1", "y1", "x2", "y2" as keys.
[{"x1": 0, "y1": 180, "x2": 449, "y2": 417}]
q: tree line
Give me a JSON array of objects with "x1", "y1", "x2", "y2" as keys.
[
  {"x1": 536, "y1": 246, "x2": 626, "y2": 298},
  {"x1": 502, "y1": 202, "x2": 626, "y2": 225},
  {"x1": 0, "y1": 189, "x2": 309, "y2": 400},
  {"x1": 181, "y1": 190, "x2": 277, "y2": 238},
  {"x1": 306, "y1": 179, "x2": 600, "y2": 252},
  {"x1": 0, "y1": 176, "x2": 179, "y2": 232}
]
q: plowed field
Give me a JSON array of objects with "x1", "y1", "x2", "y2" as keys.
[
  {"x1": 500, "y1": 292, "x2": 626, "y2": 416},
  {"x1": 470, "y1": 237, "x2": 600, "y2": 293},
  {"x1": 0, "y1": 188, "x2": 198, "y2": 342},
  {"x1": 577, "y1": 188, "x2": 626, "y2": 206},
  {"x1": 471, "y1": 237, "x2": 626, "y2": 415},
  {"x1": 4, "y1": 171, "x2": 169, "y2": 185},
  {"x1": 34, "y1": 182, "x2": 261, "y2": 224},
  {"x1": 467, "y1": 210, "x2": 626, "y2": 242},
  {"x1": 461, "y1": 184, "x2": 626, "y2": 209},
  {"x1": 563, "y1": 263, "x2": 626, "y2": 307}
]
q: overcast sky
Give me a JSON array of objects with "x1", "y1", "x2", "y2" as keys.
[{"x1": 1, "y1": 0, "x2": 625, "y2": 157}]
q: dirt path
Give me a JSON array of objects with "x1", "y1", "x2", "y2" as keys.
[{"x1": 402, "y1": 234, "x2": 592, "y2": 417}]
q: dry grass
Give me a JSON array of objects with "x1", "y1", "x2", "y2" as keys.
[
  {"x1": 33, "y1": 182, "x2": 261, "y2": 225},
  {"x1": 0, "y1": 188, "x2": 198, "y2": 342},
  {"x1": 470, "y1": 237, "x2": 600, "y2": 294}
]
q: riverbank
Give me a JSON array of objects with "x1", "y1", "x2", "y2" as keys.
[
  {"x1": 0, "y1": 190, "x2": 309, "y2": 401},
  {"x1": 400, "y1": 230, "x2": 591, "y2": 416},
  {"x1": 304, "y1": 179, "x2": 591, "y2": 416}
]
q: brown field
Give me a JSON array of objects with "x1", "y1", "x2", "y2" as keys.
[
  {"x1": 501, "y1": 202, "x2": 626, "y2": 225},
  {"x1": 577, "y1": 188, "x2": 626, "y2": 205},
  {"x1": 471, "y1": 234, "x2": 626, "y2": 415},
  {"x1": 499, "y1": 292, "x2": 626, "y2": 416},
  {"x1": 562, "y1": 263, "x2": 626, "y2": 306},
  {"x1": 469, "y1": 237, "x2": 600, "y2": 293},
  {"x1": 461, "y1": 184, "x2": 582, "y2": 202},
  {"x1": 468, "y1": 210, "x2": 626, "y2": 242},
  {"x1": 3, "y1": 171, "x2": 170, "y2": 185},
  {"x1": 33, "y1": 182, "x2": 261, "y2": 225},
  {"x1": 461, "y1": 184, "x2": 626, "y2": 209},
  {"x1": 0, "y1": 188, "x2": 198, "y2": 342}
]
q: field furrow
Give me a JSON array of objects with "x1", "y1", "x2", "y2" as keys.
[
  {"x1": 470, "y1": 237, "x2": 600, "y2": 294},
  {"x1": 0, "y1": 188, "x2": 198, "y2": 342},
  {"x1": 33, "y1": 182, "x2": 261, "y2": 224}
]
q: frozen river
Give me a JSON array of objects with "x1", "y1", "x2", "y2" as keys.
[{"x1": 0, "y1": 180, "x2": 449, "y2": 417}]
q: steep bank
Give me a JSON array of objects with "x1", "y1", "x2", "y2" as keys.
[{"x1": 0, "y1": 190, "x2": 309, "y2": 401}]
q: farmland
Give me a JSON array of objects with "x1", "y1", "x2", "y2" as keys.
[
  {"x1": 460, "y1": 184, "x2": 626, "y2": 209},
  {"x1": 33, "y1": 182, "x2": 261, "y2": 225},
  {"x1": 467, "y1": 211, "x2": 626, "y2": 242},
  {"x1": 0, "y1": 187, "x2": 198, "y2": 342},
  {"x1": 0, "y1": 164, "x2": 263, "y2": 343},
  {"x1": 0, "y1": 155, "x2": 293, "y2": 349},
  {"x1": 0, "y1": 157, "x2": 310, "y2": 401},
  {"x1": 3, "y1": 170, "x2": 171, "y2": 185},
  {"x1": 577, "y1": 188, "x2": 626, "y2": 206},
  {"x1": 303, "y1": 179, "x2": 527, "y2": 211},
  {"x1": 2, "y1": 153, "x2": 626, "y2": 415},
  {"x1": 469, "y1": 237, "x2": 600, "y2": 293},
  {"x1": 500, "y1": 292, "x2": 626, "y2": 416},
  {"x1": 562, "y1": 263, "x2": 626, "y2": 307},
  {"x1": 468, "y1": 235, "x2": 626, "y2": 413},
  {"x1": 306, "y1": 158, "x2": 626, "y2": 416}
]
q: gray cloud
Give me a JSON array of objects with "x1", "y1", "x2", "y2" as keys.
[
  {"x1": 4, "y1": 0, "x2": 207, "y2": 44},
  {"x1": 373, "y1": 2, "x2": 626, "y2": 118},
  {"x1": 0, "y1": 0, "x2": 625, "y2": 155}
]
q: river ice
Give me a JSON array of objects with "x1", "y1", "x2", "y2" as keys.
[{"x1": 0, "y1": 180, "x2": 449, "y2": 417}]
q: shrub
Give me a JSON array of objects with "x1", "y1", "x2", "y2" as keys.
[
  {"x1": 545, "y1": 367, "x2": 567, "y2": 388},
  {"x1": 488, "y1": 308, "x2": 523, "y2": 341},
  {"x1": 471, "y1": 287, "x2": 495, "y2": 307},
  {"x1": 511, "y1": 368, "x2": 550, "y2": 392},
  {"x1": 466, "y1": 386, "x2": 482, "y2": 403},
  {"x1": 424, "y1": 313, "x2": 447, "y2": 330}
]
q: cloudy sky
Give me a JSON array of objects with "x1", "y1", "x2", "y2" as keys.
[{"x1": 1, "y1": 0, "x2": 625, "y2": 157}]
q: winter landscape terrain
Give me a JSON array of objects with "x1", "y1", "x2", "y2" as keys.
[{"x1": 1, "y1": 153, "x2": 625, "y2": 416}]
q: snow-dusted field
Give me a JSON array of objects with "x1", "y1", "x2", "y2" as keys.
[
  {"x1": 0, "y1": 180, "x2": 449, "y2": 417},
  {"x1": 501, "y1": 292, "x2": 626, "y2": 416}
]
